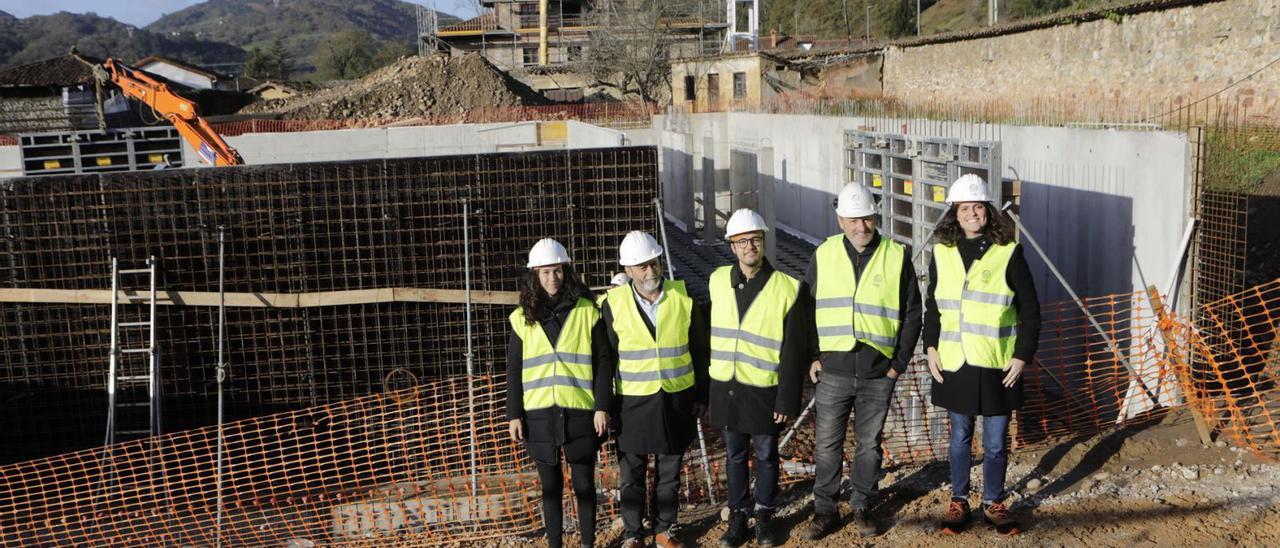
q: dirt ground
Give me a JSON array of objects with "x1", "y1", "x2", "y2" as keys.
[
  {"x1": 240, "y1": 54, "x2": 545, "y2": 120},
  {"x1": 478, "y1": 408, "x2": 1280, "y2": 547}
]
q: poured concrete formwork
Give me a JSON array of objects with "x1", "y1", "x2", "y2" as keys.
[{"x1": 655, "y1": 111, "x2": 1193, "y2": 304}]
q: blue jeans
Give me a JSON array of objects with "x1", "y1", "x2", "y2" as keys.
[
  {"x1": 723, "y1": 429, "x2": 779, "y2": 513},
  {"x1": 948, "y1": 411, "x2": 1010, "y2": 504},
  {"x1": 813, "y1": 372, "x2": 896, "y2": 515}
]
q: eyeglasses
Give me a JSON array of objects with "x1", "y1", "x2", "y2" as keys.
[{"x1": 730, "y1": 236, "x2": 764, "y2": 249}]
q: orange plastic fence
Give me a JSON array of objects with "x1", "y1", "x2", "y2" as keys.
[
  {"x1": 1174, "y1": 277, "x2": 1280, "y2": 462},
  {"x1": 2, "y1": 283, "x2": 1274, "y2": 545}
]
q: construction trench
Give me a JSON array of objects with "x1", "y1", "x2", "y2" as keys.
[{"x1": 0, "y1": 110, "x2": 1276, "y2": 546}]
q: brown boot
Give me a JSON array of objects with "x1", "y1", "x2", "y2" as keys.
[
  {"x1": 802, "y1": 512, "x2": 838, "y2": 541},
  {"x1": 655, "y1": 527, "x2": 685, "y2": 548},
  {"x1": 982, "y1": 501, "x2": 1021, "y2": 535},
  {"x1": 941, "y1": 498, "x2": 971, "y2": 534}
]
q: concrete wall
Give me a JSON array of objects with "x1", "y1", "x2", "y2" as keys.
[
  {"x1": 0, "y1": 122, "x2": 626, "y2": 177},
  {"x1": 884, "y1": 0, "x2": 1280, "y2": 107},
  {"x1": 0, "y1": 146, "x2": 20, "y2": 179},
  {"x1": 650, "y1": 112, "x2": 1192, "y2": 302},
  {"x1": 223, "y1": 121, "x2": 622, "y2": 165}
]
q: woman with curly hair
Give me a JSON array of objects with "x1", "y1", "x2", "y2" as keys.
[
  {"x1": 506, "y1": 238, "x2": 611, "y2": 548},
  {"x1": 923, "y1": 175, "x2": 1040, "y2": 536}
]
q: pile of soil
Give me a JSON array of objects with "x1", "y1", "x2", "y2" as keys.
[
  {"x1": 240, "y1": 54, "x2": 547, "y2": 120},
  {"x1": 480, "y1": 407, "x2": 1280, "y2": 547}
]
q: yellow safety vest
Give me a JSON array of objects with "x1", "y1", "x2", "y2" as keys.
[
  {"x1": 509, "y1": 298, "x2": 600, "y2": 411},
  {"x1": 606, "y1": 280, "x2": 695, "y2": 397},
  {"x1": 708, "y1": 267, "x2": 799, "y2": 387},
  {"x1": 934, "y1": 242, "x2": 1018, "y2": 371},
  {"x1": 813, "y1": 234, "x2": 904, "y2": 357}
]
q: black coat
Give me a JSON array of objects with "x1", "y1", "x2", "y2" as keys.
[
  {"x1": 505, "y1": 292, "x2": 614, "y2": 464},
  {"x1": 599, "y1": 283, "x2": 710, "y2": 455},
  {"x1": 803, "y1": 232, "x2": 924, "y2": 379},
  {"x1": 707, "y1": 260, "x2": 810, "y2": 435},
  {"x1": 923, "y1": 236, "x2": 1041, "y2": 416}
]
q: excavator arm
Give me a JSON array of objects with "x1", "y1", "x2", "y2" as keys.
[{"x1": 91, "y1": 58, "x2": 243, "y2": 167}]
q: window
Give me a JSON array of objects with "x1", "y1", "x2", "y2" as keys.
[
  {"x1": 684, "y1": 75, "x2": 696, "y2": 102},
  {"x1": 522, "y1": 47, "x2": 538, "y2": 66},
  {"x1": 706, "y1": 73, "x2": 719, "y2": 107},
  {"x1": 567, "y1": 45, "x2": 583, "y2": 62},
  {"x1": 733, "y1": 72, "x2": 747, "y2": 99}
]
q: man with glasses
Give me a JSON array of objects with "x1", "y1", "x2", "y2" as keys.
[
  {"x1": 707, "y1": 209, "x2": 810, "y2": 548},
  {"x1": 803, "y1": 183, "x2": 922, "y2": 539},
  {"x1": 600, "y1": 231, "x2": 709, "y2": 548}
]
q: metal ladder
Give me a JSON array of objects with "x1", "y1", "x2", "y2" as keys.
[{"x1": 105, "y1": 255, "x2": 161, "y2": 446}]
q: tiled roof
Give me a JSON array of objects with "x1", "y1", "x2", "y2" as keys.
[{"x1": 0, "y1": 54, "x2": 102, "y2": 88}]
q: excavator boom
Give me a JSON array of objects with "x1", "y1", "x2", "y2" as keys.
[{"x1": 93, "y1": 58, "x2": 243, "y2": 167}]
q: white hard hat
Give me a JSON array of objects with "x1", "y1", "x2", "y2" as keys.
[
  {"x1": 725, "y1": 208, "x2": 769, "y2": 239},
  {"x1": 835, "y1": 183, "x2": 877, "y2": 218},
  {"x1": 618, "y1": 230, "x2": 663, "y2": 266},
  {"x1": 610, "y1": 272, "x2": 631, "y2": 286},
  {"x1": 946, "y1": 174, "x2": 992, "y2": 204},
  {"x1": 526, "y1": 238, "x2": 571, "y2": 269}
]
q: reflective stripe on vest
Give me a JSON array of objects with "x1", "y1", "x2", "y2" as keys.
[
  {"x1": 813, "y1": 234, "x2": 904, "y2": 357},
  {"x1": 606, "y1": 280, "x2": 695, "y2": 396},
  {"x1": 934, "y1": 242, "x2": 1019, "y2": 371},
  {"x1": 509, "y1": 297, "x2": 600, "y2": 411},
  {"x1": 708, "y1": 266, "x2": 799, "y2": 388}
]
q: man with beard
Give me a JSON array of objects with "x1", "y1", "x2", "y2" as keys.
[
  {"x1": 803, "y1": 183, "x2": 922, "y2": 539},
  {"x1": 599, "y1": 230, "x2": 709, "y2": 548},
  {"x1": 707, "y1": 209, "x2": 810, "y2": 547}
]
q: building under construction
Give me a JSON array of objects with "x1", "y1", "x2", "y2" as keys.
[{"x1": 1, "y1": 0, "x2": 1279, "y2": 545}]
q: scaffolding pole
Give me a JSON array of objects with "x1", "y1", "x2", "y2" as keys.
[
  {"x1": 464, "y1": 199, "x2": 478, "y2": 501},
  {"x1": 215, "y1": 227, "x2": 226, "y2": 548}
]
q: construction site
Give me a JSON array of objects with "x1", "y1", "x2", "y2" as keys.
[{"x1": 0, "y1": 0, "x2": 1279, "y2": 546}]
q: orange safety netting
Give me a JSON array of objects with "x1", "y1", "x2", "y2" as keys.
[{"x1": 2, "y1": 282, "x2": 1276, "y2": 545}]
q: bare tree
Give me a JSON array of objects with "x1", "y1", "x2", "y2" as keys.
[{"x1": 575, "y1": 0, "x2": 713, "y2": 103}]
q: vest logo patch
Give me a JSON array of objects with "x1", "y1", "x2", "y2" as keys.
[
  {"x1": 981, "y1": 269, "x2": 993, "y2": 282},
  {"x1": 873, "y1": 273, "x2": 884, "y2": 286}
]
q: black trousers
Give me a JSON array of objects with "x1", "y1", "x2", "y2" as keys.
[
  {"x1": 535, "y1": 460, "x2": 596, "y2": 548},
  {"x1": 618, "y1": 450, "x2": 684, "y2": 539},
  {"x1": 723, "y1": 429, "x2": 780, "y2": 513}
]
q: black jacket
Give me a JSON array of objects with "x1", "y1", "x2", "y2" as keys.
[
  {"x1": 804, "y1": 232, "x2": 924, "y2": 379},
  {"x1": 707, "y1": 259, "x2": 810, "y2": 435},
  {"x1": 599, "y1": 283, "x2": 710, "y2": 455},
  {"x1": 923, "y1": 236, "x2": 1041, "y2": 416},
  {"x1": 505, "y1": 293, "x2": 614, "y2": 452}
]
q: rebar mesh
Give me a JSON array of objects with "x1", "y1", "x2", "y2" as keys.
[{"x1": 0, "y1": 147, "x2": 659, "y2": 463}]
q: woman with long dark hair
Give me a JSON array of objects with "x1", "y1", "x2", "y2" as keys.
[
  {"x1": 923, "y1": 175, "x2": 1040, "y2": 536},
  {"x1": 506, "y1": 238, "x2": 611, "y2": 548}
]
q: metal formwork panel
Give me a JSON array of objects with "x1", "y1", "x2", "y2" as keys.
[
  {"x1": 842, "y1": 132, "x2": 1002, "y2": 278},
  {"x1": 18, "y1": 127, "x2": 184, "y2": 176}
]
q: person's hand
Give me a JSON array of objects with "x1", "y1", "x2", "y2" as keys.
[
  {"x1": 809, "y1": 360, "x2": 822, "y2": 383},
  {"x1": 773, "y1": 412, "x2": 789, "y2": 424},
  {"x1": 926, "y1": 347, "x2": 944, "y2": 383},
  {"x1": 508, "y1": 418, "x2": 524, "y2": 442},
  {"x1": 593, "y1": 411, "x2": 609, "y2": 437},
  {"x1": 886, "y1": 368, "x2": 900, "y2": 380},
  {"x1": 1002, "y1": 358, "x2": 1027, "y2": 387}
]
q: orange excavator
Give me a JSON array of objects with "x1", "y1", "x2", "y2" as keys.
[{"x1": 86, "y1": 57, "x2": 243, "y2": 166}]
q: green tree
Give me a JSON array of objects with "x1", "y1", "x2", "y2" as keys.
[
  {"x1": 318, "y1": 30, "x2": 377, "y2": 80},
  {"x1": 886, "y1": 0, "x2": 917, "y2": 38},
  {"x1": 265, "y1": 37, "x2": 293, "y2": 80},
  {"x1": 242, "y1": 47, "x2": 272, "y2": 79}
]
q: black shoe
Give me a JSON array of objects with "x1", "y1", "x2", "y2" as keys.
[
  {"x1": 802, "y1": 511, "x2": 838, "y2": 541},
  {"x1": 719, "y1": 509, "x2": 750, "y2": 547},
  {"x1": 851, "y1": 508, "x2": 878, "y2": 537},
  {"x1": 755, "y1": 510, "x2": 782, "y2": 547}
]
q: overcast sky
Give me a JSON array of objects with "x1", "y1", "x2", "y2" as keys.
[{"x1": 0, "y1": 0, "x2": 481, "y2": 28}]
